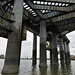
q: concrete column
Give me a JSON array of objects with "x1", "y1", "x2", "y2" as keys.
[
  {"x1": 52, "y1": 32, "x2": 58, "y2": 65},
  {"x1": 66, "y1": 42, "x2": 71, "y2": 63},
  {"x1": 39, "y1": 20, "x2": 47, "y2": 67},
  {"x1": 64, "y1": 41, "x2": 70, "y2": 64},
  {"x1": 50, "y1": 50, "x2": 53, "y2": 65},
  {"x1": 18, "y1": 23, "x2": 27, "y2": 66},
  {"x1": 49, "y1": 40, "x2": 53, "y2": 65},
  {"x1": 59, "y1": 37, "x2": 64, "y2": 64},
  {"x1": 32, "y1": 33, "x2": 37, "y2": 66},
  {"x1": 2, "y1": 31, "x2": 21, "y2": 73},
  {"x1": 2, "y1": 0, "x2": 23, "y2": 73},
  {"x1": 18, "y1": 38, "x2": 22, "y2": 66}
]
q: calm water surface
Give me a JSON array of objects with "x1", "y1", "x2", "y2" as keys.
[{"x1": 0, "y1": 59, "x2": 75, "y2": 75}]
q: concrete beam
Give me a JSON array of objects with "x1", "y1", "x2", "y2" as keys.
[
  {"x1": 43, "y1": 0, "x2": 75, "y2": 3},
  {"x1": 1, "y1": 1, "x2": 7, "y2": 6},
  {"x1": 0, "y1": 27, "x2": 8, "y2": 38},
  {"x1": 26, "y1": 1, "x2": 63, "y2": 19},
  {"x1": 51, "y1": 12, "x2": 75, "y2": 22},
  {"x1": 33, "y1": 4, "x2": 69, "y2": 12},
  {"x1": 23, "y1": 9, "x2": 35, "y2": 21},
  {"x1": 57, "y1": 22, "x2": 75, "y2": 32},
  {"x1": 55, "y1": 18, "x2": 75, "y2": 26},
  {"x1": 0, "y1": 6, "x2": 7, "y2": 16},
  {"x1": 51, "y1": 17, "x2": 75, "y2": 33},
  {"x1": 2, "y1": 1, "x2": 35, "y2": 21},
  {"x1": 27, "y1": 1, "x2": 75, "y2": 12},
  {"x1": 2, "y1": 0, "x2": 63, "y2": 21},
  {"x1": 1, "y1": 0, "x2": 12, "y2": 6},
  {"x1": 33, "y1": 4, "x2": 75, "y2": 12},
  {"x1": 25, "y1": 0, "x2": 44, "y2": 19},
  {"x1": 3, "y1": 5, "x2": 13, "y2": 14},
  {"x1": 60, "y1": 31, "x2": 69, "y2": 36},
  {"x1": 43, "y1": 11, "x2": 63, "y2": 19}
]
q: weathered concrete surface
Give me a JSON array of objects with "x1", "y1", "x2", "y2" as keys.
[
  {"x1": 67, "y1": 43, "x2": 71, "y2": 64},
  {"x1": 32, "y1": 33, "x2": 37, "y2": 66},
  {"x1": 67, "y1": 43, "x2": 71, "y2": 61},
  {"x1": 50, "y1": 50, "x2": 53, "y2": 65},
  {"x1": 64, "y1": 41, "x2": 70, "y2": 64},
  {"x1": 43, "y1": 0, "x2": 75, "y2": 3},
  {"x1": 2, "y1": 0, "x2": 23, "y2": 73},
  {"x1": 2, "y1": 31, "x2": 21, "y2": 73},
  {"x1": 59, "y1": 37, "x2": 64, "y2": 64},
  {"x1": 39, "y1": 20, "x2": 47, "y2": 68},
  {"x1": 52, "y1": 32, "x2": 58, "y2": 65},
  {"x1": 49, "y1": 40, "x2": 53, "y2": 65}
]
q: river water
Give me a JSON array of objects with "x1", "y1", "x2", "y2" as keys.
[{"x1": 0, "y1": 59, "x2": 75, "y2": 75}]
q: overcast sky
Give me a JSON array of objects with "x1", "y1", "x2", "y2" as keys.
[
  {"x1": 0, "y1": 30, "x2": 75, "y2": 58},
  {"x1": 66, "y1": 30, "x2": 75, "y2": 55}
]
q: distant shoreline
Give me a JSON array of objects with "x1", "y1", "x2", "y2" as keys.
[{"x1": 0, "y1": 58, "x2": 75, "y2": 60}]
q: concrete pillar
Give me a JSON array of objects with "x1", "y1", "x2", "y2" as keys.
[
  {"x1": 18, "y1": 38, "x2": 22, "y2": 66},
  {"x1": 2, "y1": 31, "x2": 21, "y2": 73},
  {"x1": 59, "y1": 37, "x2": 64, "y2": 64},
  {"x1": 64, "y1": 41, "x2": 70, "y2": 64},
  {"x1": 18, "y1": 23, "x2": 27, "y2": 66},
  {"x1": 2, "y1": 0, "x2": 23, "y2": 73},
  {"x1": 52, "y1": 32, "x2": 58, "y2": 65},
  {"x1": 50, "y1": 50, "x2": 53, "y2": 65},
  {"x1": 66, "y1": 42, "x2": 71, "y2": 63},
  {"x1": 39, "y1": 20, "x2": 47, "y2": 68},
  {"x1": 49, "y1": 40, "x2": 53, "y2": 65},
  {"x1": 32, "y1": 33, "x2": 37, "y2": 66}
]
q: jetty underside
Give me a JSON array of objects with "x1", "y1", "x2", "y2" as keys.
[{"x1": 0, "y1": 0, "x2": 74, "y2": 73}]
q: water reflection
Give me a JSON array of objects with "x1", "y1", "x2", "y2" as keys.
[
  {"x1": 32, "y1": 66, "x2": 37, "y2": 75},
  {"x1": 39, "y1": 68, "x2": 47, "y2": 75},
  {"x1": 0, "y1": 60, "x2": 74, "y2": 75},
  {"x1": 2, "y1": 74, "x2": 18, "y2": 75},
  {"x1": 60, "y1": 63, "x2": 72, "y2": 75},
  {"x1": 51, "y1": 65, "x2": 59, "y2": 75},
  {"x1": 1, "y1": 64, "x2": 73, "y2": 75},
  {"x1": 65, "y1": 64, "x2": 72, "y2": 75}
]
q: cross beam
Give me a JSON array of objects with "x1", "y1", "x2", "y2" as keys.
[
  {"x1": 26, "y1": 1, "x2": 63, "y2": 19},
  {"x1": 2, "y1": 4, "x2": 35, "y2": 21},
  {"x1": 33, "y1": 4, "x2": 68, "y2": 12},
  {"x1": 33, "y1": 4, "x2": 75, "y2": 12},
  {"x1": 51, "y1": 12, "x2": 75, "y2": 22},
  {"x1": 43, "y1": 0, "x2": 75, "y2": 4},
  {"x1": 1, "y1": 0, "x2": 12, "y2": 6},
  {"x1": 23, "y1": 9, "x2": 35, "y2": 21},
  {"x1": 43, "y1": 11, "x2": 63, "y2": 18},
  {"x1": 1, "y1": 0, "x2": 64, "y2": 21},
  {"x1": 58, "y1": 23, "x2": 75, "y2": 32}
]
